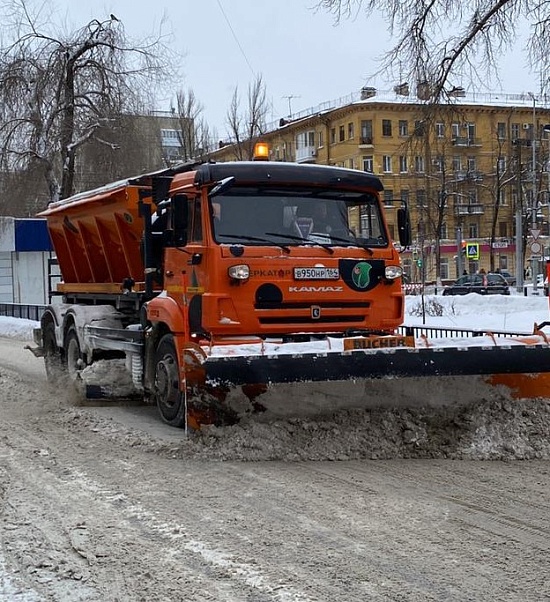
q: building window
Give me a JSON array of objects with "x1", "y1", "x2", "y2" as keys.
[
  {"x1": 339, "y1": 125, "x2": 345, "y2": 142},
  {"x1": 499, "y1": 221, "x2": 508, "y2": 237},
  {"x1": 414, "y1": 120, "x2": 425, "y2": 137},
  {"x1": 433, "y1": 156, "x2": 443, "y2": 172},
  {"x1": 330, "y1": 128, "x2": 336, "y2": 144},
  {"x1": 416, "y1": 189, "x2": 427, "y2": 207},
  {"x1": 382, "y1": 119, "x2": 392, "y2": 137},
  {"x1": 440, "y1": 222, "x2": 448, "y2": 239},
  {"x1": 511, "y1": 123, "x2": 520, "y2": 140},
  {"x1": 435, "y1": 122, "x2": 445, "y2": 138},
  {"x1": 399, "y1": 155, "x2": 408, "y2": 173},
  {"x1": 414, "y1": 156, "x2": 425, "y2": 173},
  {"x1": 467, "y1": 156, "x2": 476, "y2": 171},
  {"x1": 452, "y1": 155, "x2": 462, "y2": 171},
  {"x1": 360, "y1": 120, "x2": 373, "y2": 144},
  {"x1": 161, "y1": 129, "x2": 182, "y2": 147},
  {"x1": 382, "y1": 155, "x2": 392, "y2": 173},
  {"x1": 498, "y1": 189, "x2": 507, "y2": 205},
  {"x1": 383, "y1": 189, "x2": 394, "y2": 206},
  {"x1": 469, "y1": 223, "x2": 478, "y2": 238},
  {"x1": 399, "y1": 120, "x2": 408, "y2": 136},
  {"x1": 497, "y1": 122, "x2": 506, "y2": 140},
  {"x1": 497, "y1": 156, "x2": 507, "y2": 172},
  {"x1": 400, "y1": 189, "x2": 409, "y2": 204},
  {"x1": 440, "y1": 258, "x2": 449, "y2": 280},
  {"x1": 467, "y1": 123, "x2": 476, "y2": 142},
  {"x1": 362, "y1": 155, "x2": 374, "y2": 172},
  {"x1": 318, "y1": 130, "x2": 324, "y2": 148},
  {"x1": 451, "y1": 123, "x2": 461, "y2": 139},
  {"x1": 499, "y1": 255, "x2": 509, "y2": 270},
  {"x1": 348, "y1": 122, "x2": 355, "y2": 139},
  {"x1": 296, "y1": 131, "x2": 315, "y2": 149}
]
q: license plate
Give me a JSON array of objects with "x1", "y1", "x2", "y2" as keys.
[{"x1": 294, "y1": 267, "x2": 339, "y2": 280}]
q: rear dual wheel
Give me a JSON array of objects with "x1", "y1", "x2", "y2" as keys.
[{"x1": 43, "y1": 320, "x2": 63, "y2": 382}]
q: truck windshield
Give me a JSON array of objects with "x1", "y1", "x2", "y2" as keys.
[{"x1": 210, "y1": 186, "x2": 388, "y2": 248}]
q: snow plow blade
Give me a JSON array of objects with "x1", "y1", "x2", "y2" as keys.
[{"x1": 198, "y1": 337, "x2": 550, "y2": 420}]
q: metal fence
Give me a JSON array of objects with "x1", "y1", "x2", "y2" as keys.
[
  {"x1": 398, "y1": 324, "x2": 530, "y2": 339},
  {"x1": 0, "y1": 303, "x2": 46, "y2": 322},
  {"x1": 0, "y1": 303, "x2": 533, "y2": 338}
]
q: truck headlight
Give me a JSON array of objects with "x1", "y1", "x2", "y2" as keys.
[
  {"x1": 385, "y1": 265, "x2": 403, "y2": 280},
  {"x1": 228, "y1": 264, "x2": 250, "y2": 280}
]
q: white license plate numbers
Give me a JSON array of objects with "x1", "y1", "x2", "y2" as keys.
[{"x1": 294, "y1": 267, "x2": 339, "y2": 280}]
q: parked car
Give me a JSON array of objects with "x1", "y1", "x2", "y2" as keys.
[
  {"x1": 498, "y1": 270, "x2": 516, "y2": 286},
  {"x1": 442, "y1": 273, "x2": 510, "y2": 296}
]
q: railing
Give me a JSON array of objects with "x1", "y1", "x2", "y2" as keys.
[
  {"x1": 399, "y1": 325, "x2": 530, "y2": 339},
  {"x1": 0, "y1": 303, "x2": 46, "y2": 322}
]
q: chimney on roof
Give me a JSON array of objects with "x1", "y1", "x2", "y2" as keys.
[
  {"x1": 416, "y1": 81, "x2": 432, "y2": 100},
  {"x1": 360, "y1": 86, "x2": 377, "y2": 100},
  {"x1": 394, "y1": 82, "x2": 410, "y2": 96}
]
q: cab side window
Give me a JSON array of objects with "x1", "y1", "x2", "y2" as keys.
[{"x1": 187, "y1": 197, "x2": 203, "y2": 243}]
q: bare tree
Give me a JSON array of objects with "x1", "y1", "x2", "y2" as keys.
[
  {"x1": 0, "y1": 2, "x2": 173, "y2": 207},
  {"x1": 315, "y1": 0, "x2": 548, "y2": 97},
  {"x1": 226, "y1": 75, "x2": 268, "y2": 160},
  {"x1": 172, "y1": 88, "x2": 214, "y2": 163}
]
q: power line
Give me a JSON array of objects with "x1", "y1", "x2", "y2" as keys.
[{"x1": 216, "y1": 0, "x2": 256, "y2": 77}]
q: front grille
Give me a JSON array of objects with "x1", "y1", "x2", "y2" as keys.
[
  {"x1": 259, "y1": 315, "x2": 364, "y2": 325},
  {"x1": 255, "y1": 300, "x2": 370, "y2": 310}
]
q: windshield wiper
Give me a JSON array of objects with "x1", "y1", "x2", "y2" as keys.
[
  {"x1": 264, "y1": 232, "x2": 335, "y2": 254},
  {"x1": 327, "y1": 234, "x2": 374, "y2": 255},
  {"x1": 217, "y1": 233, "x2": 290, "y2": 253}
]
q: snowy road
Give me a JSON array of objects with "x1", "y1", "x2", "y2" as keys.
[{"x1": 1, "y1": 335, "x2": 550, "y2": 601}]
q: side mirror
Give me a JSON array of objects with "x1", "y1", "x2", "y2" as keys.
[
  {"x1": 397, "y1": 205, "x2": 412, "y2": 248},
  {"x1": 171, "y1": 193, "x2": 188, "y2": 246}
]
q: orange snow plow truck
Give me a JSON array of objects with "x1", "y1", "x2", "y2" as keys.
[{"x1": 32, "y1": 151, "x2": 550, "y2": 429}]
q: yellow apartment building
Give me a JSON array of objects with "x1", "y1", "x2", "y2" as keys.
[{"x1": 210, "y1": 87, "x2": 550, "y2": 284}]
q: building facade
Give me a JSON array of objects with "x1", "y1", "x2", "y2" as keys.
[{"x1": 211, "y1": 88, "x2": 550, "y2": 284}]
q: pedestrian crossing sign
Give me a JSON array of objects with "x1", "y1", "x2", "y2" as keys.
[{"x1": 466, "y1": 243, "x2": 480, "y2": 260}]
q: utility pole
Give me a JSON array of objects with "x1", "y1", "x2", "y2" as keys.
[
  {"x1": 456, "y1": 226, "x2": 463, "y2": 277},
  {"x1": 530, "y1": 93, "x2": 540, "y2": 294}
]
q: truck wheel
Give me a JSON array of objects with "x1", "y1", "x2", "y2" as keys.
[
  {"x1": 43, "y1": 321, "x2": 63, "y2": 382},
  {"x1": 65, "y1": 326, "x2": 83, "y2": 382},
  {"x1": 154, "y1": 334, "x2": 187, "y2": 428}
]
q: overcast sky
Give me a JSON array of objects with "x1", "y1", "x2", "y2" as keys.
[{"x1": 45, "y1": 0, "x2": 540, "y2": 138}]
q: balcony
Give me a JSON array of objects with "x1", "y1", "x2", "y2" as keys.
[
  {"x1": 358, "y1": 137, "x2": 373, "y2": 147},
  {"x1": 451, "y1": 137, "x2": 482, "y2": 147},
  {"x1": 454, "y1": 204, "x2": 484, "y2": 215},
  {"x1": 454, "y1": 170, "x2": 484, "y2": 182},
  {"x1": 295, "y1": 146, "x2": 317, "y2": 163}
]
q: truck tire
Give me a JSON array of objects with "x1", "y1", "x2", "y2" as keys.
[
  {"x1": 43, "y1": 320, "x2": 64, "y2": 382},
  {"x1": 65, "y1": 326, "x2": 83, "y2": 382},
  {"x1": 154, "y1": 334, "x2": 187, "y2": 428}
]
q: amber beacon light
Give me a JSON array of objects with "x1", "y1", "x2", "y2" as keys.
[{"x1": 253, "y1": 142, "x2": 270, "y2": 161}]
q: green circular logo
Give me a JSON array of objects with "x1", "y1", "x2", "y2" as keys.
[{"x1": 352, "y1": 262, "x2": 372, "y2": 289}]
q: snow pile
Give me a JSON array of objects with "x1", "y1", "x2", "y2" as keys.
[
  {"x1": 57, "y1": 398, "x2": 550, "y2": 462},
  {"x1": 0, "y1": 317, "x2": 37, "y2": 340}
]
